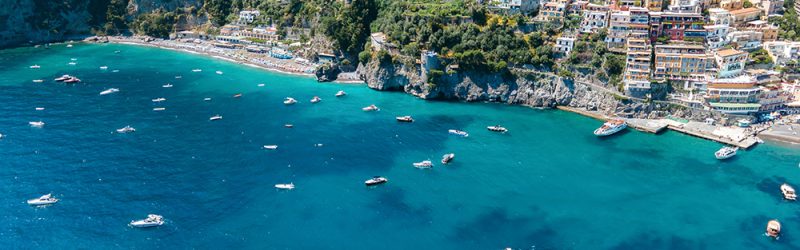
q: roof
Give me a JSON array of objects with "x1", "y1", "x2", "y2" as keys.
[
  {"x1": 716, "y1": 48, "x2": 746, "y2": 57},
  {"x1": 709, "y1": 102, "x2": 761, "y2": 108},
  {"x1": 730, "y1": 7, "x2": 761, "y2": 15}
]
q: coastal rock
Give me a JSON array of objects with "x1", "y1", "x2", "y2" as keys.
[{"x1": 315, "y1": 63, "x2": 340, "y2": 82}]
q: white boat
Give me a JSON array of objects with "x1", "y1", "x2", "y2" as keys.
[
  {"x1": 441, "y1": 153, "x2": 455, "y2": 164},
  {"x1": 162, "y1": 84, "x2": 173, "y2": 88},
  {"x1": 263, "y1": 145, "x2": 278, "y2": 150},
  {"x1": 310, "y1": 96, "x2": 321, "y2": 103},
  {"x1": 365, "y1": 176, "x2": 388, "y2": 186},
  {"x1": 152, "y1": 98, "x2": 166, "y2": 102},
  {"x1": 99, "y1": 88, "x2": 119, "y2": 95},
  {"x1": 99, "y1": 66, "x2": 108, "y2": 70},
  {"x1": 129, "y1": 214, "x2": 164, "y2": 228},
  {"x1": 275, "y1": 183, "x2": 295, "y2": 190},
  {"x1": 66, "y1": 44, "x2": 73, "y2": 48},
  {"x1": 714, "y1": 146, "x2": 738, "y2": 160},
  {"x1": 284, "y1": 97, "x2": 297, "y2": 105},
  {"x1": 396, "y1": 116, "x2": 414, "y2": 122},
  {"x1": 781, "y1": 183, "x2": 797, "y2": 200},
  {"x1": 257, "y1": 83, "x2": 265, "y2": 87},
  {"x1": 448, "y1": 129, "x2": 469, "y2": 137},
  {"x1": 209, "y1": 115, "x2": 222, "y2": 121},
  {"x1": 362, "y1": 104, "x2": 379, "y2": 112},
  {"x1": 203, "y1": 98, "x2": 212, "y2": 101},
  {"x1": 29, "y1": 65, "x2": 40, "y2": 69},
  {"x1": 767, "y1": 219, "x2": 781, "y2": 238},
  {"x1": 336, "y1": 90, "x2": 347, "y2": 97},
  {"x1": 153, "y1": 107, "x2": 166, "y2": 111},
  {"x1": 0, "y1": 133, "x2": 4, "y2": 139},
  {"x1": 215, "y1": 71, "x2": 223, "y2": 75},
  {"x1": 27, "y1": 193, "x2": 58, "y2": 206},
  {"x1": 54, "y1": 75, "x2": 71, "y2": 81},
  {"x1": 116, "y1": 125, "x2": 135, "y2": 133},
  {"x1": 35, "y1": 107, "x2": 45, "y2": 111},
  {"x1": 413, "y1": 160, "x2": 434, "y2": 169},
  {"x1": 68, "y1": 62, "x2": 76, "y2": 65},
  {"x1": 487, "y1": 125, "x2": 508, "y2": 133},
  {"x1": 70, "y1": 58, "x2": 77, "y2": 61},
  {"x1": 233, "y1": 93, "x2": 242, "y2": 98},
  {"x1": 112, "y1": 70, "x2": 119, "y2": 73},
  {"x1": 192, "y1": 69, "x2": 202, "y2": 72},
  {"x1": 174, "y1": 75, "x2": 182, "y2": 79},
  {"x1": 284, "y1": 124, "x2": 294, "y2": 128},
  {"x1": 63, "y1": 77, "x2": 81, "y2": 83},
  {"x1": 593, "y1": 119, "x2": 627, "y2": 136},
  {"x1": 32, "y1": 79, "x2": 43, "y2": 83},
  {"x1": 29, "y1": 121, "x2": 45, "y2": 127}
]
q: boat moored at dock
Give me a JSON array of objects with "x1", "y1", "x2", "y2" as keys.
[
  {"x1": 593, "y1": 119, "x2": 627, "y2": 136},
  {"x1": 714, "y1": 146, "x2": 738, "y2": 160}
]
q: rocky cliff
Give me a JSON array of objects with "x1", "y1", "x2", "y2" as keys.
[{"x1": 357, "y1": 58, "x2": 725, "y2": 122}]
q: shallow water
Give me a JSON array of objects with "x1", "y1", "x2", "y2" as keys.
[{"x1": 1, "y1": 43, "x2": 799, "y2": 249}]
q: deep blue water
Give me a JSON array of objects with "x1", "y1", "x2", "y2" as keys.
[{"x1": 1, "y1": 43, "x2": 800, "y2": 249}]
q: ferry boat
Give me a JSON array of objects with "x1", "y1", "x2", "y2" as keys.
[
  {"x1": 310, "y1": 96, "x2": 321, "y2": 103},
  {"x1": 365, "y1": 176, "x2": 388, "y2": 186},
  {"x1": 29, "y1": 121, "x2": 45, "y2": 127},
  {"x1": 487, "y1": 125, "x2": 508, "y2": 133},
  {"x1": 781, "y1": 183, "x2": 797, "y2": 200},
  {"x1": 129, "y1": 214, "x2": 164, "y2": 228},
  {"x1": 284, "y1": 97, "x2": 297, "y2": 105},
  {"x1": 152, "y1": 98, "x2": 166, "y2": 102},
  {"x1": 441, "y1": 153, "x2": 455, "y2": 164},
  {"x1": 263, "y1": 145, "x2": 278, "y2": 150},
  {"x1": 593, "y1": 119, "x2": 627, "y2": 136},
  {"x1": 29, "y1": 65, "x2": 40, "y2": 69},
  {"x1": 153, "y1": 107, "x2": 166, "y2": 111},
  {"x1": 215, "y1": 71, "x2": 223, "y2": 75},
  {"x1": 396, "y1": 116, "x2": 414, "y2": 122},
  {"x1": 448, "y1": 129, "x2": 469, "y2": 137},
  {"x1": 116, "y1": 125, "x2": 135, "y2": 133},
  {"x1": 336, "y1": 90, "x2": 347, "y2": 97},
  {"x1": 63, "y1": 77, "x2": 81, "y2": 83},
  {"x1": 27, "y1": 194, "x2": 58, "y2": 206},
  {"x1": 99, "y1": 88, "x2": 119, "y2": 95},
  {"x1": 233, "y1": 93, "x2": 242, "y2": 98},
  {"x1": 766, "y1": 220, "x2": 781, "y2": 238},
  {"x1": 413, "y1": 160, "x2": 433, "y2": 169},
  {"x1": 209, "y1": 115, "x2": 222, "y2": 121},
  {"x1": 714, "y1": 146, "x2": 738, "y2": 160},
  {"x1": 275, "y1": 183, "x2": 295, "y2": 190},
  {"x1": 99, "y1": 66, "x2": 108, "y2": 70},
  {"x1": 32, "y1": 79, "x2": 43, "y2": 83},
  {"x1": 362, "y1": 105, "x2": 379, "y2": 112},
  {"x1": 192, "y1": 69, "x2": 202, "y2": 72},
  {"x1": 162, "y1": 84, "x2": 173, "y2": 88}
]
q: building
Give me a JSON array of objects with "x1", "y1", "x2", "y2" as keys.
[
  {"x1": 489, "y1": 0, "x2": 540, "y2": 14},
  {"x1": 646, "y1": 0, "x2": 663, "y2": 11},
  {"x1": 714, "y1": 48, "x2": 748, "y2": 78},
  {"x1": 667, "y1": 0, "x2": 703, "y2": 13},
  {"x1": 726, "y1": 30, "x2": 763, "y2": 50},
  {"x1": 237, "y1": 10, "x2": 260, "y2": 25},
  {"x1": 759, "y1": 85, "x2": 789, "y2": 111},
  {"x1": 619, "y1": 0, "x2": 644, "y2": 8},
  {"x1": 568, "y1": 0, "x2": 588, "y2": 14},
  {"x1": 555, "y1": 35, "x2": 577, "y2": 54},
  {"x1": 660, "y1": 12, "x2": 705, "y2": 41},
  {"x1": 580, "y1": 4, "x2": 610, "y2": 33},
  {"x1": 219, "y1": 25, "x2": 242, "y2": 36},
  {"x1": 756, "y1": 0, "x2": 784, "y2": 16},
  {"x1": 623, "y1": 35, "x2": 654, "y2": 96},
  {"x1": 730, "y1": 7, "x2": 762, "y2": 26},
  {"x1": 763, "y1": 41, "x2": 800, "y2": 65},
  {"x1": 704, "y1": 75, "x2": 762, "y2": 114},
  {"x1": 743, "y1": 20, "x2": 778, "y2": 42},
  {"x1": 606, "y1": 8, "x2": 649, "y2": 50},
  {"x1": 539, "y1": 2, "x2": 567, "y2": 21},
  {"x1": 720, "y1": 0, "x2": 744, "y2": 10},
  {"x1": 708, "y1": 8, "x2": 733, "y2": 25},
  {"x1": 705, "y1": 24, "x2": 733, "y2": 49},
  {"x1": 653, "y1": 44, "x2": 714, "y2": 81}
]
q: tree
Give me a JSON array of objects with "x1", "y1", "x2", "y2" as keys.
[{"x1": 204, "y1": 0, "x2": 233, "y2": 26}]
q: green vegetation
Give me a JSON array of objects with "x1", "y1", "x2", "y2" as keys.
[
  {"x1": 749, "y1": 48, "x2": 773, "y2": 65},
  {"x1": 321, "y1": 0, "x2": 378, "y2": 56},
  {"x1": 130, "y1": 12, "x2": 177, "y2": 38},
  {"x1": 771, "y1": 0, "x2": 800, "y2": 40}
]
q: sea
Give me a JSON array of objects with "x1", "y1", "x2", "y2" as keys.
[{"x1": 0, "y1": 43, "x2": 799, "y2": 249}]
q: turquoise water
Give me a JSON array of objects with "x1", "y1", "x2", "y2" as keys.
[{"x1": 1, "y1": 43, "x2": 799, "y2": 249}]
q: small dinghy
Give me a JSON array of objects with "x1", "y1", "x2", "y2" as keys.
[
  {"x1": 284, "y1": 124, "x2": 294, "y2": 128},
  {"x1": 192, "y1": 69, "x2": 202, "y2": 72},
  {"x1": 781, "y1": 183, "x2": 797, "y2": 200},
  {"x1": 413, "y1": 160, "x2": 433, "y2": 169},
  {"x1": 275, "y1": 183, "x2": 295, "y2": 190},
  {"x1": 448, "y1": 129, "x2": 469, "y2": 137},
  {"x1": 162, "y1": 84, "x2": 173, "y2": 88},
  {"x1": 32, "y1": 79, "x2": 44, "y2": 83},
  {"x1": 284, "y1": 97, "x2": 297, "y2": 105},
  {"x1": 27, "y1": 193, "x2": 58, "y2": 206},
  {"x1": 35, "y1": 107, "x2": 45, "y2": 111},
  {"x1": 116, "y1": 125, "x2": 135, "y2": 133},
  {"x1": 362, "y1": 104, "x2": 379, "y2": 112},
  {"x1": 336, "y1": 90, "x2": 347, "y2": 97},
  {"x1": 29, "y1": 121, "x2": 45, "y2": 127},
  {"x1": 153, "y1": 107, "x2": 166, "y2": 111},
  {"x1": 766, "y1": 220, "x2": 781, "y2": 238},
  {"x1": 209, "y1": 115, "x2": 222, "y2": 121},
  {"x1": 263, "y1": 145, "x2": 278, "y2": 150},
  {"x1": 99, "y1": 66, "x2": 108, "y2": 70},
  {"x1": 215, "y1": 71, "x2": 223, "y2": 75},
  {"x1": 152, "y1": 98, "x2": 166, "y2": 102},
  {"x1": 233, "y1": 93, "x2": 242, "y2": 98},
  {"x1": 487, "y1": 125, "x2": 508, "y2": 133},
  {"x1": 441, "y1": 153, "x2": 455, "y2": 164},
  {"x1": 99, "y1": 88, "x2": 120, "y2": 95},
  {"x1": 203, "y1": 97, "x2": 212, "y2": 101},
  {"x1": 129, "y1": 214, "x2": 164, "y2": 228},
  {"x1": 396, "y1": 116, "x2": 414, "y2": 122},
  {"x1": 365, "y1": 176, "x2": 388, "y2": 186}
]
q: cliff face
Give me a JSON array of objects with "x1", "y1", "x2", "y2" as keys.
[{"x1": 357, "y1": 59, "x2": 723, "y2": 121}]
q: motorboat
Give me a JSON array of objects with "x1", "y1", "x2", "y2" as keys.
[
  {"x1": 215, "y1": 71, "x2": 223, "y2": 75},
  {"x1": 766, "y1": 220, "x2": 781, "y2": 238},
  {"x1": 66, "y1": 44, "x2": 73, "y2": 48},
  {"x1": 35, "y1": 107, "x2": 45, "y2": 111},
  {"x1": 284, "y1": 124, "x2": 294, "y2": 128},
  {"x1": 204, "y1": 97, "x2": 212, "y2": 101},
  {"x1": 284, "y1": 97, "x2": 297, "y2": 105},
  {"x1": 362, "y1": 104, "x2": 379, "y2": 112},
  {"x1": 413, "y1": 160, "x2": 433, "y2": 169},
  {"x1": 68, "y1": 62, "x2": 76, "y2": 65},
  {"x1": 32, "y1": 79, "x2": 43, "y2": 83},
  {"x1": 336, "y1": 90, "x2": 347, "y2": 97},
  {"x1": 448, "y1": 129, "x2": 469, "y2": 137},
  {"x1": 714, "y1": 146, "x2": 738, "y2": 160},
  {"x1": 257, "y1": 83, "x2": 265, "y2": 87},
  {"x1": 263, "y1": 145, "x2": 278, "y2": 150},
  {"x1": 99, "y1": 66, "x2": 108, "y2": 70},
  {"x1": 112, "y1": 70, "x2": 119, "y2": 73},
  {"x1": 192, "y1": 69, "x2": 202, "y2": 72},
  {"x1": 781, "y1": 183, "x2": 797, "y2": 200},
  {"x1": 29, "y1": 65, "x2": 40, "y2": 69},
  {"x1": 593, "y1": 119, "x2": 627, "y2": 136},
  {"x1": 275, "y1": 183, "x2": 295, "y2": 190},
  {"x1": 310, "y1": 96, "x2": 321, "y2": 103},
  {"x1": 54, "y1": 75, "x2": 71, "y2": 81},
  {"x1": 152, "y1": 98, "x2": 166, "y2": 102},
  {"x1": 116, "y1": 125, "x2": 135, "y2": 133},
  {"x1": 441, "y1": 153, "x2": 455, "y2": 164},
  {"x1": 129, "y1": 214, "x2": 164, "y2": 228},
  {"x1": 365, "y1": 176, "x2": 388, "y2": 186},
  {"x1": 209, "y1": 115, "x2": 222, "y2": 121},
  {"x1": 233, "y1": 93, "x2": 242, "y2": 98},
  {"x1": 99, "y1": 88, "x2": 119, "y2": 95},
  {"x1": 27, "y1": 193, "x2": 58, "y2": 206},
  {"x1": 153, "y1": 107, "x2": 166, "y2": 111},
  {"x1": 174, "y1": 75, "x2": 182, "y2": 79},
  {"x1": 162, "y1": 84, "x2": 173, "y2": 88},
  {"x1": 487, "y1": 125, "x2": 508, "y2": 133},
  {"x1": 29, "y1": 121, "x2": 45, "y2": 127},
  {"x1": 63, "y1": 77, "x2": 81, "y2": 83},
  {"x1": 396, "y1": 116, "x2": 414, "y2": 122},
  {"x1": 114, "y1": 50, "x2": 120, "y2": 53},
  {"x1": 70, "y1": 58, "x2": 77, "y2": 61}
]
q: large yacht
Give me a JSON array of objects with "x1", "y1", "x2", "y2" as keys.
[
  {"x1": 29, "y1": 121, "x2": 45, "y2": 127},
  {"x1": 209, "y1": 115, "x2": 223, "y2": 121},
  {"x1": 129, "y1": 214, "x2": 165, "y2": 228},
  {"x1": 54, "y1": 75, "x2": 71, "y2": 81},
  {"x1": 714, "y1": 146, "x2": 738, "y2": 160},
  {"x1": 593, "y1": 119, "x2": 627, "y2": 136},
  {"x1": 396, "y1": 116, "x2": 414, "y2": 122},
  {"x1": 487, "y1": 125, "x2": 508, "y2": 133}
]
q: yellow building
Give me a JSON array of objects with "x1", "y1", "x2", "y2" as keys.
[{"x1": 653, "y1": 44, "x2": 714, "y2": 81}]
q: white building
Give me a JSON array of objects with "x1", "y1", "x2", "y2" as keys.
[
  {"x1": 726, "y1": 30, "x2": 763, "y2": 50},
  {"x1": 489, "y1": 0, "x2": 539, "y2": 14},
  {"x1": 763, "y1": 41, "x2": 800, "y2": 65},
  {"x1": 555, "y1": 35, "x2": 576, "y2": 54},
  {"x1": 714, "y1": 48, "x2": 748, "y2": 78},
  {"x1": 238, "y1": 10, "x2": 260, "y2": 25},
  {"x1": 580, "y1": 4, "x2": 610, "y2": 33}
]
